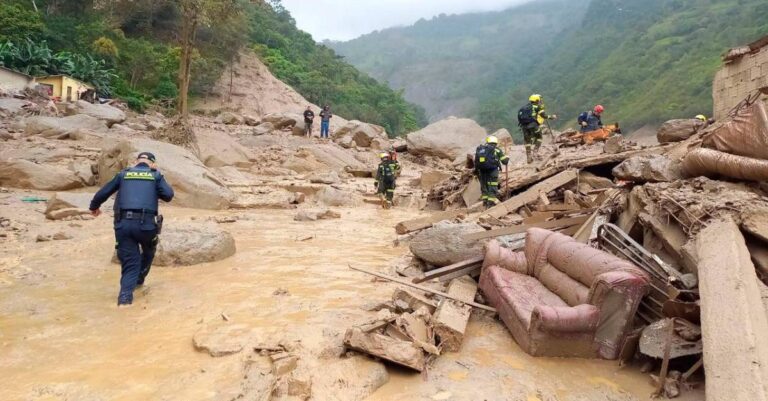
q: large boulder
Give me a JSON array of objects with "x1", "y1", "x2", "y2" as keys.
[
  {"x1": 24, "y1": 114, "x2": 108, "y2": 138},
  {"x1": 333, "y1": 120, "x2": 388, "y2": 148},
  {"x1": 491, "y1": 128, "x2": 515, "y2": 146},
  {"x1": 0, "y1": 159, "x2": 84, "y2": 191},
  {"x1": 45, "y1": 192, "x2": 112, "y2": 220},
  {"x1": 253, "y1": 122, "x2": 276, "y2": 135},
  {"x1": 196, "y1": 130, "x2": 256, "y2": 168},
  {"x1": 217, "y1": 111, "x2": 245, "y2": 125},
  {"x1": 409, "y1": 221, "x2": 486, "y2": 267},
  {"x1": 406, "y1": 117, "x2": 487, "y2": 160},
  {"x1": 0, "y1": 98, "x2": 28, "y2": 115},
  {"x1": 657, "y1": 119, "x2": 706, "y2": 143},
  {"x1": 67, "y1": 100, "x2": 126, "y2": 127},
  {"x1": 612, "y1": 154, "x2": 683, "y2": 183},
  {"x1": 317, "y1": 186, "x2": 362, "y2": 207},
  {"x1": 307, "y1": 170, "x2": 341, "y2": 184},
  {"x1": 97, "y1": 138, "x2": 235, "y2": 210},
  {"x1": 302, "y1": 145, "x2": 368, "y2": 171},
  {"x1": 153, "y1": 223, "x2": 236, "y2": 266},
  {"x1": 262, "y1": 113, "x2": 301, "y2": 129}
]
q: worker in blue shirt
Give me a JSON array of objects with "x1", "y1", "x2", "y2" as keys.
[{"x1": 89, "y1": 151, "x2": 174, "y2": 307}]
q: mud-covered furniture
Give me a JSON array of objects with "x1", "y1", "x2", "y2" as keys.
[{"x1": 479, "y1": 228, "x2": 649, "y2": 359}]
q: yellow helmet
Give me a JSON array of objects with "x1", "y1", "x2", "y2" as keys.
[
  {"x1": 379, "y1": 152, "x2": 389, "y2": 159},
  {"x1": 529, "y1": 94, "x2": 542, "y2": 103},
  {"x1": 695, "y1": 114, "x2": 706, "y2": 121},
  {"x1": 486, "y1": 135, "x2": 499, "y2": 144}
]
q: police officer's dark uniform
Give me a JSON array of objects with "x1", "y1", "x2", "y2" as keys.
[
  {"x1": 89, "y1": 152, "x2": 174, "y2": 306},
  {"x1": 375, "y1": 153, "x2": 400, "y2": 207}
]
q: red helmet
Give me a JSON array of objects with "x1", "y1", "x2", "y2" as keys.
[{"x1": 594, "y1": 105, "x2": 605, "y2": 114}]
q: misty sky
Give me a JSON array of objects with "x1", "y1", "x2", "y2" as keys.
[{"x1": 281, "y1": 0, "x2": 530, "y2": 41}]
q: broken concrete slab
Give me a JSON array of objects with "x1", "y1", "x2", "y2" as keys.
[
  {"x1": 696, "y1": 218, "x2": 768, "y2": 401},
  {"x1": 432, "y1": 277, "x2": 477, "y2": 352},
  {"x1": 343, "y1": 326, "x2": 425, "y2": 371},
  {"x1": 395, "y1": 209, "x2": 466, "y2": 235},
  {"x1": 741, "y1": 207, "x2": 768, "y2": 244},
  {"x1": 392, "y1": 289, "x2": 437, "y2": 314},
  {"x1": 409, "y1": 221, "x2": 486, "y2": 267}
]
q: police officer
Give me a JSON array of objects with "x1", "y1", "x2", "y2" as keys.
[
  {"x1": 374, "y1": 152, "x2": 400, "y2": 208},
  {"x1": 89, "y1": 152, "x2": 174, "y2": 307},
  {"x1": 474, "y1": 135, "x2": 510, "y2": 207}
]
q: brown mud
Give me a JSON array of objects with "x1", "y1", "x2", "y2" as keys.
[{"x1": 0, "y1": 202, "x2": 702, "y2": 401}]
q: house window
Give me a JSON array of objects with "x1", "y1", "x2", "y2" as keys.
[{"x1": 66, "y1": 86, "x2": 72, "y2": 102}]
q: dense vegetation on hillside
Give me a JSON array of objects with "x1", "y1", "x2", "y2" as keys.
[
  {"x1": 329, "y1": 0, "x2": 588, "y2": 124},
  {"x1": 0, "y1": 0, "x2": 425, "y2": 135},
  {"x1": 331, "y1": 0, "x2": 768, "y2": 137}
]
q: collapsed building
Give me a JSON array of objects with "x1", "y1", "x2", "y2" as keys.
[{"x1": 344, "y1": 37, "x2": 768, "y2": 401}]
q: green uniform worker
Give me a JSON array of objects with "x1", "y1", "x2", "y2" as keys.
[
  {"x1": 375, "y1": 152, "x2": 400, "y2": 207},
  {"x1": 474, "y1": 135, "x2": 510, "y2": 207},
  {"x1": 518, "y1": 94, "x2": 557, "y2": 163}
]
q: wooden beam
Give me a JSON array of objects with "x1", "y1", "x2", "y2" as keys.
[
  {"x1": 395, "y1": 209, "x2": 467, "y2": 235},
  {"x1": 483, "y1": 169, "x2": 578, "y2": 219},
  {"x1": 696, "y1": 219, "x2": 768, "y2": 401},
  {"x1": 348, "y1": 265, "x2": 496, "y2": 313},
  {"x1": 573, "y1": 189, "x2": 619, "y2": 243},
  {"x1": 438, "y1": 264, "x2": 482, "y2": 283},
  {"x1": 433, "y1": 277, "x2": 478, "y2": 352},
  {"x1": 463, "y1": 216, "x2": 588, "y2": 241},
  {"x1": 412, "y1": 256, "x2": 484, "y2": 284}
]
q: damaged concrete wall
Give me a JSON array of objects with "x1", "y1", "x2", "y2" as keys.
[{"x1": 713, "y1": 42, "x2": 768, "y2": 120}]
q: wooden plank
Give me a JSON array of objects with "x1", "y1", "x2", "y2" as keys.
[
  {"x1": 463, "y1": 216, "x2": 588, "y2": 241},
  {"x1": 696, "y1": 219, "x2": 768, "y2": 401},
  {"x1": 412, "y1": 256, "x2": 484, "y2": 284},
  {"x1": 395, "y1": 209, "x2": 467, "y2": 235},
  {"x1": 348, "y1": 265, "x2": 496, "y2": 313},
  {"x1": 573, "y1": 189, "x2": 619, "y2": 243},
  {"x1": 433, "y1": 277, "x2": 478, "y2": 352},
  {"x1": 540, "y1": 203, "x2": 580, "y2": 212},
  {"x1": 523, "y1": 211, "x2": 555, "y2": 224},
  {"x1": 482, "y1": 169, "x2": 578, "y2": 219},
  {"x1": 438, "y1": 264, "x2": 482, "y2": 283},
  {"x1": 461, "y1": 178, "x2": 482, "y2": 207}
]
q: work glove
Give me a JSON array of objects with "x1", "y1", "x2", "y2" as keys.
[
  {"x1": 549, "y1": 114, "x2": 558, "y2": 120},
  {"x1": 580, "y1": 121, "x2": 588, "y2": 127}
]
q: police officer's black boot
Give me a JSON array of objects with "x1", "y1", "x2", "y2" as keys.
[{"x1": 117, "y1": 293, "x2": 133, "y2": 306}]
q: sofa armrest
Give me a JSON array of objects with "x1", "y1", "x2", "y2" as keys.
[
  {"x1": 530, "y1": 304, "x2": 600, "y2": 333},
  {"x1": 588, "y1": 271, "x2": 649, "y2": 359},
  {"x1": 589, "y1": 271, "x2": 649, "y2": 306},
  {"x1": 483, "y1": 239, "x2": 528, "y2": 274}
]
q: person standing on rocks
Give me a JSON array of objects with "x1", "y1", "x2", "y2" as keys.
[
  {"x1": 319, "y1": 105, "x2": 332, "y2": 139},
  {"x1": 474, "y1": 135, "x2": 509, "y2": 207},
  {"x1": 375, "y1": 152, "x2": 400, "y2": 208},
  {"x1": 303, "y1": 106, "x2": 315, "y2": 137},
  {"x1": 89, "y1": 152, "x2": 174, "y2": 307},
  {"x1": 518, "y1": 94, "x2": 557, "y2": 163}
]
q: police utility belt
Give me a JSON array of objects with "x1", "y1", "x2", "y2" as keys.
[{"x1": 119, "y1": 210, "x2": 164, "y2": 233}]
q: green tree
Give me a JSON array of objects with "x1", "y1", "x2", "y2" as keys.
[{"x1": 0, "y1": 3, "x2": 44, "y2": 44}]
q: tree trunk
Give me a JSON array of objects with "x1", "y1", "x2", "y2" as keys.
[{"x1": 177, "y1": 9, "x2": 198, "y2": 119}]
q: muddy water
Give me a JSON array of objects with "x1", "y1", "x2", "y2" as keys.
[{"x1": 0, "y1": 205, "x2": 700, "y2": 401}]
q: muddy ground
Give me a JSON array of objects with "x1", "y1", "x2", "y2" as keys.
[{"x1": 0, "y1": 188, "x2": 703, "y2": 401}]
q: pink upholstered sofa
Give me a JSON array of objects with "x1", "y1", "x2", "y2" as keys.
[{"x1": 479, "y1": 228, "x2": 649, "y2": 359}]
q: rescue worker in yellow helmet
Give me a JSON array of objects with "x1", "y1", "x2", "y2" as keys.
[
  {"x1": 518, "y1": 94, "x2": 557, "y2": 163},
  {"x1": 374, "y1": 152, "x2": 400, "y2": 208},
  {"x1": 474, "y1": 135, "x2": 510, "y2": 207},
  {"x1": 695, "y1": 114, "x2": 706, "y2": 122}
]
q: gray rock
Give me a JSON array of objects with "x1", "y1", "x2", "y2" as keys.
[
  {"x1": 317, "y1": 186, "x2": 362, "y2": 207},
  {"x1": 69, "y1": 100, "x2": 126, "y2": 127},
  {"x1": 0, "y1": 98, "x2": 28, "y2": 115},
  {"x1": 218, "y1": 111, "x2": 244, "y2": 125},
  {"x1": 612, "y1": 154, "x2": 683, "y2": 183},
  {"x1": 406, "y1": 117, "x2": 487, "y2": 160},
  {"x1": 0, "y1": 159, "x2": 84, "y2": 191},
  {"x1": 193, "y1": 324, "x2": 251, "y2": 357},
  {"x1": 24, "y1": 114, "x2": 108, "y2": 138},
  {"x1": 333, "y1": 120, "x2": 387, "y2": 148},
  {"x1": 294, "y1": 208, "x2": 341, "y2": 221},
  {"x1": 409, "y1": 222, "x2": 487, "y2": 267},
  {"x1": 45, "y1": 192, "x2": 111, "y2": 220},
  {"x1": 243, "y1": 115, "x2": 260, "y2": 126},
  {"x1": 154, "y1": 223, "x2": 236, "y2": 266},
  {"x1": 253, "y1": 122, "x2": 275, "y2": 135},
  {"x1": 98, "y1": 138, "x2": 235, "y2": 210},
  {"x1": 262, "y1": 112, "x2": 300, "y2": 129},
  {"x1": 657, "y1": 119, "x2": 705, "y2": 143},
  {"x1": 307, "y1": 170, "x2": 341, "y2": 184}
]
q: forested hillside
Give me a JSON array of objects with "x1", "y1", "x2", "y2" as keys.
[
  {"x1": 0, "y1": 0, "x2": 425, "y2": 135},
  {"x1": 331, "y1": 0, "x2": 768, "y2": 136},
  {"x1": 328, "y1": 0, "x2": 588, "y2": 122}
]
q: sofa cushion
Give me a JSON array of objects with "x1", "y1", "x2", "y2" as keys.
[
  {"x1": 535, "y1": 262, "x2": 590, "y2": 306},
  {"x1": 484, "y1": 266, "x2": 567, "y2": 329}
]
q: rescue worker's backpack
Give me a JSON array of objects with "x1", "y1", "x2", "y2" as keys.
[
  {"x1": 517, "y1": 103, "x2": 537, "y2": 126},
  {"x1": 475, "y1": 144, "x2": 499, "y2": 171}
]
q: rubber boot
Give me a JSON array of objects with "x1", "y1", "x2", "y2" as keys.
[{"x1": 526, "y1": 147, "x2": 533, "y2": 164}]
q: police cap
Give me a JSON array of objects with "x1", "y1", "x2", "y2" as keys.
[{"x1": 137, "y1": 152, "x2": 156, "y2": 162}]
